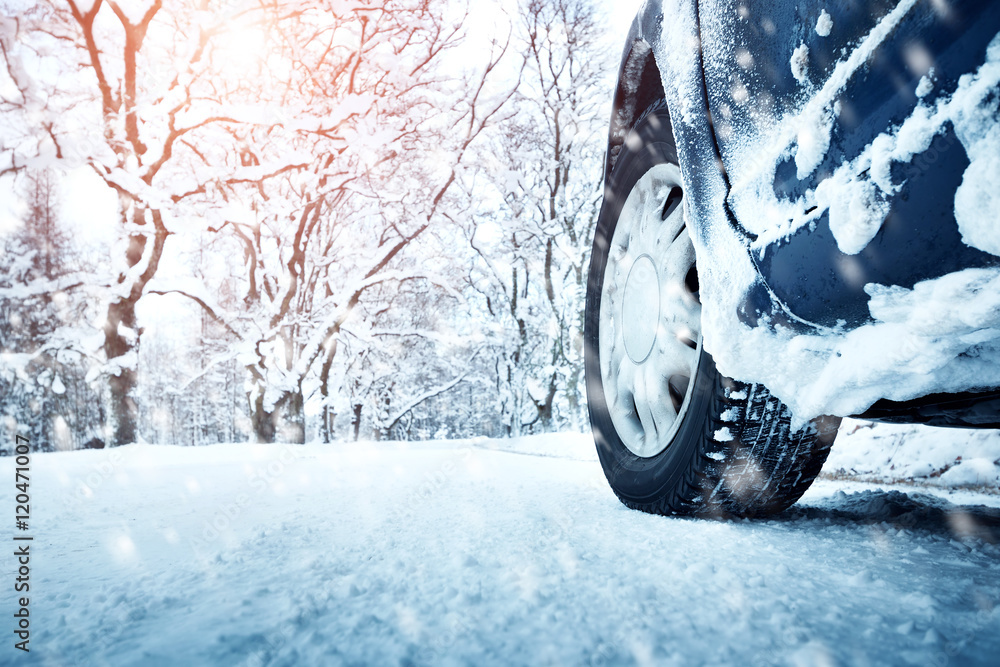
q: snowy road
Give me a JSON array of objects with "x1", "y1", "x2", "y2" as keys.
[{"x1": 3, "y1": 435, "x2": 999, "y2": 666}]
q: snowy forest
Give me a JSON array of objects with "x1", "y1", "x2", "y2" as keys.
[{"x1": 0, "y1": 0, "x2": 618, "y2": 449}]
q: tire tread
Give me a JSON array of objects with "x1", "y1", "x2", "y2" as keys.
[{"x1": 612, "y1": 375, "x2": 836, "y2": 519}]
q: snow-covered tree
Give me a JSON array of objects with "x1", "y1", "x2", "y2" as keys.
[
  {"x1": 0, "y1": 169, "x2": 101, "y2": 450},
  {"x1": 140, "y1": 1, "x2": 516, "y2": 442},
  {"x1": 469, "y1": 0, "x2": 610, "y2": 434},
  {"x1": 2, "y1": 0, "x2": 515, "y2": 445},
  {"x1": 0, "y1": 0, "x2": 622, "y2": 445},
  {"x1": 1, "y1": 0, "x2": 294, "y2": 444}
]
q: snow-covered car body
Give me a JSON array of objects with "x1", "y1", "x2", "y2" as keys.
[{"x1": 607, "y1": 0, "x2": 1000, "y2": 425}]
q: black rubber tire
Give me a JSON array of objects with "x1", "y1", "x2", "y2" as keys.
[{"x1": 585, "y1": 100, "x2": 840, "y2": 519}]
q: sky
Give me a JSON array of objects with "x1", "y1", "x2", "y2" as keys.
[{"x1": 605, "y1": 0, "x2": 646, "y2": 38}]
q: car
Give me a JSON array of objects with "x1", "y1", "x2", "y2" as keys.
[{"x1": 585, "y1": 0, "x2": 1000, "y2": 517}]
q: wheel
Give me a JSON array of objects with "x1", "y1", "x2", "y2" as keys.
[{"x1": 584, "y1": 100, "x2": 840, "y2": 518}]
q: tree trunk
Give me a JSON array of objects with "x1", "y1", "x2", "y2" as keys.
[
  {"x1": 249, "y1": 389, "x2": 276, "y2": 443},
  {"x1": 250, "y1": 389, "x2": 305, "y2": 444},
  {"x1": 102, "y1": 299, "x2": 139, "y2": 446},
  {"x1": 321, "y1": 406, "x2": 336, "y2": 443},
  {"x1": 534, "y1": 377, "x2": 557, "y2": 433},
  {"x1": 351, "y1": 403, "x2": 363, "y2": 441},
  {"x1": 280, "y1": 389, "x2": 305, "y2": 444},
  {"x1": 566, "y1": 361, "x2": 583, "y2": 430},
  {"x1": 101, "y1": 207, "x2": 168, "y2": 447}
]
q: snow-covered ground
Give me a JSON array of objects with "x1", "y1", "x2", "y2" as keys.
[{"x1": 3, "y1": 428, "x2": 999, "y2": 666}]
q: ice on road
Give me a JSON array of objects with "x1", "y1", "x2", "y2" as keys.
[{"x1": 4, "y1": 434, "x2": 999, "y2": 666}]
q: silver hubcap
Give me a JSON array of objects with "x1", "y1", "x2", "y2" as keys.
[
  {"x1": 599, "y1": 163, "x2": 702, "y2": 458},
  {"x1": 622, "y1": 255, "x2": 659, "y2": 364}
]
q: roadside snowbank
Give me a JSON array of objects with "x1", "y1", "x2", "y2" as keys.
[{"x1": 827, "y1": 419, "x2": 1000, "y2": 489}]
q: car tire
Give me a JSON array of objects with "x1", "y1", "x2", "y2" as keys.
[{"x1": 584, "y1": 99, "x2": 840, "y2": 518}]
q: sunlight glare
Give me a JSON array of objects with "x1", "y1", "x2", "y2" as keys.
[{"x1": 211, "y1": 17, "x2": 270, "y2": 81}]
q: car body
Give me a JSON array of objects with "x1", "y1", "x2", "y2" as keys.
[
  {"x1": 604, "y1": 0, "x2": 1000, "y2": 426},
  {"x1": 584, "y1": 0, "x2": 1000, "y2": 517}
]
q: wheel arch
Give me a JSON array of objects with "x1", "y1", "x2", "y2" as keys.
[{"x1": 604, "y1": 37, "x2": 666, "y2": 186}]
